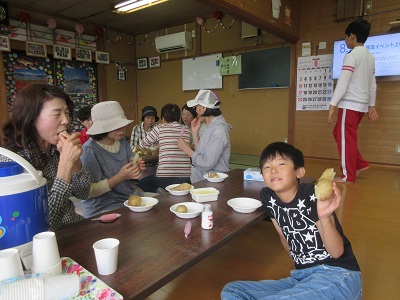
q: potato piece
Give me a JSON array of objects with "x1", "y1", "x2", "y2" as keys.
[
  {"x1": 315, "y1": 168, "x2": 336, "y2": 201},
  {"x1": 128, "y1": 195, "x2": 142, "y2": 206},
  {"x1": 315, "y1": 180, "x2": 333, "y2": 201},
  {"x1": 176, "y1": 205, "x2": 188, "y2": 213},
  {"x1": 170, "y1": 183, "x2": 192, "y2": 191},
  {"x1": 209, "y1": 172, "x2": 219, "y2": 178}
]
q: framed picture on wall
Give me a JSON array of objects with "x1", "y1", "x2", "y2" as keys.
[
  {"x1": 95, "y1": 51, "x2": 110, "y2": 64},
  {"x1": 0, "y1": 35, "x2": 10, "y2": 52},
  {"x1": 137, "y1": 57, "x2": 148, "y2": 69},
  {"x1": 53, "y1": 45, "x2": 72, "y2": 60},
  {"x1": 149, "y1": 56, "x2": 160, "y2": 68},
  {"x1": 26, "y1": 41, "x2": 47, "y2": 58},
  {"x1": 76, "y1": 48, "x2": 92, "y2": 62}
]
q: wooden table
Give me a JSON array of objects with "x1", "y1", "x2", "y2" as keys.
[{"x1": 56, "y1": 169, "x2": 267, "y2": 299}]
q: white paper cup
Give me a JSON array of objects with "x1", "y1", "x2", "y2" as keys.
[
  {"x1": 32, "y1": 258, "x2": 62, "y2": 275},
  {"x1": 43, "y1": 274, "x2": 80, "y2": 300},
  {"x1": 0, "y1": 248, "x2": 24, "y2": 281},
  {"x1": 93, "y1": 238, "x2": 120, "y2": 275},
  {"x1": 1, "y1": 277, "x2": 44, "y2": 299},
  {"x1": 31, "y1": 231, "x2": 61, "y2": 272}
]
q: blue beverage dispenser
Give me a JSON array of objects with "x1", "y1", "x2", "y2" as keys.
[{"x1": 0, "y1": 147, "x2": 49, "y2": 268}]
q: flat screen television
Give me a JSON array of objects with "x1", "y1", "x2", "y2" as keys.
[{"x1": 332, "y1": 32, "x2": 400, "y2": 79}]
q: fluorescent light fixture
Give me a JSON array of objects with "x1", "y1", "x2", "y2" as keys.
[{"x1": 113, "y1": 0, "x2": 168, "y2": 14}]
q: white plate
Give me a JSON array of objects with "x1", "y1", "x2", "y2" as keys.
[
  {"x1": 203, "y1": 172, "x2": 228, "y2": 183},
  {"x1": 165, "y1": 183, "x2": 194, "y2": 196},
  {"x1": 170, "y1": 202, "x2": 204, "y2": 219},
  {"x1": 190, "y1": 188, "x2": 219, "y2": 202},
  {"x1": 227, "y1": 197, "x2": 262, "y2": 213},
  {"x1": 124, "y1": 197, "x2": 158, "y2": 212}
]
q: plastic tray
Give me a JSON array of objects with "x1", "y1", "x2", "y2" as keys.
[{"x1": 190, "y1": 188, "x2": 219, "y2": 202}]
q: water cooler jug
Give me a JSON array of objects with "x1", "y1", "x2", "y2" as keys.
[{"x1": 0, "y1": 147, "x2": 49, "y2": 269}]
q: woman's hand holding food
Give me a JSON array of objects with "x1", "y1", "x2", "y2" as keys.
[
  {"x1": 190, "y1": 117, "x2": 201, "y2": 133},
  {"x1": 57, "y1": 131, "x2": 83, "y2": 181},
  {"x1": 137, "y1": 157, "x2": 146, "y2": 170},
  {"x1": 118, "y1": 162, "x2": 141, "y2": 180}
]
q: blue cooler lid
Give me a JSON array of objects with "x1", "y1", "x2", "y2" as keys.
[{"x1": 0, "y1": 162, "x2": 24, "y2": 177}]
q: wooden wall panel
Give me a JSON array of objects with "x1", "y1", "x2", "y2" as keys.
[
  {"x1": 295, "y1": 0, "x2": 400, "y2": 166},
  {"x1": 200, "y1": 0, "x2": 300, "y2": 42},
  {"x1": 337, "y1": 0, "x2": 363, "y2": 21}
]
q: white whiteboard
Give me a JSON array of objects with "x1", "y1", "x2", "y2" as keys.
[{"x1": 182, "y1": 53, "x2": 223, "y2": 91}]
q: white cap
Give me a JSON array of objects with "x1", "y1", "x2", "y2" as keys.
[{"x1": 187, "y1": 90, "x2": 220, "y2": 109}]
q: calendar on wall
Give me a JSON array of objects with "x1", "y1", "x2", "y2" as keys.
[{"x1": 296, "y1": 54, "x2": 334, "y2": 111}]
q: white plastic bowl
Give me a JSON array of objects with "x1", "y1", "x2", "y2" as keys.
[
  {"x1": 165, "y1": 183, "x2": 194, "y2": 196},
  {"x1": 170, "y1": 202, "x2": 204, "y2": 219},
  {"x1": 203, "y1": 172, "x2": 229, "y2": 183},
  {"x1": 227, "y1": 197, "x2": 262, "y2": 213},
  {"x1": 124, "y1": 197, "x2": 158, "y2": 212},
  {"x1": 190, "y1": 188, "x2": 219, "y2": 202}
]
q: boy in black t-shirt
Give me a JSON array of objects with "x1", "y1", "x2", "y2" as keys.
[{"x1": 221, "y1": 142, "x2": 361, "y2": 300}]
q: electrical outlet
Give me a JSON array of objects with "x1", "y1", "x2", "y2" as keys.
[
  {"x1": 302, "y1": 42, "x2": 311, "y2": 57},
  {"x1": 396, "y1": 145, "x2": 400, "y2": 154},
  {"x1": 191, "y1": 30, "x2": 196, "y2": 38},
  {"x1": 319, "y1": 42, "x2": 326, "y2": 50},
  {"x1": 366, "y1": 1, "x2": 372, "y2": 11},
  {"x1": 284, "y1": 138, "x2": 288, "y2": 143}
]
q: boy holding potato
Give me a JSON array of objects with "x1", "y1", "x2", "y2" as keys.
[{"x1": 221, "y1": 142, "x2": 361, "y2": 299}]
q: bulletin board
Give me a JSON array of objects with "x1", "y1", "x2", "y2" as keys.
[
  {"x1": 238, "y1": 46, "x2": 291, "y2": 89},
  {"x1": 182, "y1": 53, "x2": 223, "y2": 91},
  {"x1": 3, "y1": 50, "x2": 97, "y2": 132}
]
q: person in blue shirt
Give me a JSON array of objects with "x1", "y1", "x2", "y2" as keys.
[{"x1": 81, "y1": 101, "x2": 144, "y2": 218}]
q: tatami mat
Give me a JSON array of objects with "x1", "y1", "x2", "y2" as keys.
[{"x1": 229, "y1": 153, "x2": 259, "y2": 170}]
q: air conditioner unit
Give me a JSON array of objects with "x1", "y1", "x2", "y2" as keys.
[
  {"x1": 241, "y1": 22, "x2": 259, "y2": 39},
  {"x1": 155, "y1": 31, "x2": 192, "y2": 53}
]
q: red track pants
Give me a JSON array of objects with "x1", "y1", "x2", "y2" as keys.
[{"x1": 333, "y1": 108, "x2": 369, "y2": 182}]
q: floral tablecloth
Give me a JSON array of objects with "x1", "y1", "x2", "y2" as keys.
[{"x1": 62, "y1": 257, "x2": 123, "y2": 300}]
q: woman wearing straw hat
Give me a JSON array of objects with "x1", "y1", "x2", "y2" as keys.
[{"x1": 81, "y1": 101, "x2": 144, "y2": 218}]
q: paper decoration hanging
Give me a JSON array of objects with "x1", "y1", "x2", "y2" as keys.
[
  {"x1": 219, "y1": 55, "x2": 241, "y2": 75},
  {"x1": 116, "y1": 61, "x2": 127, "y2": 81}
]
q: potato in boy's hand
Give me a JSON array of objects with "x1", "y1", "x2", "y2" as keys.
[{"x1": 315, "y1": 168, "x2": 335, "y2": 201}]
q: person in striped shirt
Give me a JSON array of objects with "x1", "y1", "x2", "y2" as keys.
[
  {"x1": 138, "y1": 103, "x2": 192, "y2": 192},
  {"x1": 328, "y1": 19, "x2": 378, "y2": 183}
]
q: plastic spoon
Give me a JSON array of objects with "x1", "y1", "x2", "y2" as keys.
[
  {"x1": 91, "y1": 213, "x2": 122, "y2": 223},
  {"x1": 184, "y1": 221, "x2": 192, "y2": 238}
]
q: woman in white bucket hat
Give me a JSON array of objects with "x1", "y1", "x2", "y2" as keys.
[
  {"x1": 178, "y1": 90, "x2": 232, "y2": 183},
  {"x1": 81, "y1": 101, "x2": 144, "y2": 218}
]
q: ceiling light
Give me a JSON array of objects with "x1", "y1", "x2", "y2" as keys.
[{"x1": 113, "y1": 0, "x2": 168, "y2": 14}]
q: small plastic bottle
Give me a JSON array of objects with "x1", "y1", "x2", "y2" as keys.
[{"x1": 201, "y1": 204, "x2": 213, "y2": 229}]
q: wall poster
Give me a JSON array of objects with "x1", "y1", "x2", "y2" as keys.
[
  {"x1": 3, "y1": 51, "x2": 98, "y2": 132},
  {"x1": 296, "y1": 54, "x2": 334, "y2": 111},
  {"x1": 54, "y1": 59, "x2": 97, "y2": 131}
]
